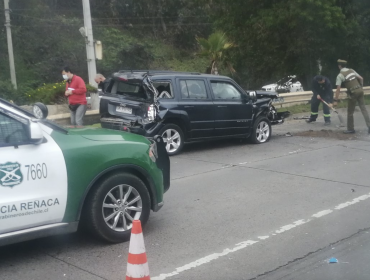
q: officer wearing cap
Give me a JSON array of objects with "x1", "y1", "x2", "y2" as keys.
[
  {"x1": 306, "y1": 75, "x2": 333, "y2": 125},
  {"x1": 333, "y1": 59, "x2": 370, "y2": 134}
]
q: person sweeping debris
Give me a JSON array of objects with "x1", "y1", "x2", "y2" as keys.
[
  {"x1": 334, "y1": 59, "x2": 370, "y2": 134},
  {"x1": 306, "y1": 75, "x2": 333, "y2": 126}
]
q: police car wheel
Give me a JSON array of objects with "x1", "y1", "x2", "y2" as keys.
[{"x1": 83, "y1": 172, "x2": 151, "y2": 243}]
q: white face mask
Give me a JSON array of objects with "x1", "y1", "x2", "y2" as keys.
[{"x1": 63, "y1": 74, "x2": 69, "y2": 80}]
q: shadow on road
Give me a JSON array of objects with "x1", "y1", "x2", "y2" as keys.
[{"x1": 180, "y1": 137, "x2": 278, "y2": 155}]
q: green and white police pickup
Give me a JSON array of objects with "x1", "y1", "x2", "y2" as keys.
[{"x1": 0, "y1": 98, "x2": 170, "y2": 246}]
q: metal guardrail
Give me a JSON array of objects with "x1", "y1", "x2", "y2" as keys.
[{"x1": 272, "y1": 86, "x2": 370, "y2": 108}]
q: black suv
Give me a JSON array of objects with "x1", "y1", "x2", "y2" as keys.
[{"x1": 100, "y1": 71, "x2": 288, "y2": 155}]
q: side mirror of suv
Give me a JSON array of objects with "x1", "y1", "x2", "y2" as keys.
[{"x1": 248, "y1": 91, "x2": 257, "y2": 102}]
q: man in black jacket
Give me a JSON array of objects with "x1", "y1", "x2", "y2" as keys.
[
  {"x1": 306, "y1": 75, "x2": 333, "y2": 125},
  {"x1": 94, "y1": 74, "x2": 111, "y2": 93}
]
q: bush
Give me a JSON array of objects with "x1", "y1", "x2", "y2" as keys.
[
  {"x1": 26, "y1": 82, "x2": 97, "y2": 105},
  {"x1": 26, "y1": 81, "x2": 68, "y2": 105},
  {"x1": 0, "y1": 80, "x2": 31, "y2": 105}
]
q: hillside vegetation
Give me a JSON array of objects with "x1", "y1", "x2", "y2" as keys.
[{"x1": 1, "y1": 0, "x2": 369, "y2": 104}]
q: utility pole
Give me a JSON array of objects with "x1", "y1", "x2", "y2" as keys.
[
  {"x1": 4, "y1": 0, "x2": 17, "y2": 89},
  {"x1": 82, "y1": 0, "x2": 97, "y2": 87}
]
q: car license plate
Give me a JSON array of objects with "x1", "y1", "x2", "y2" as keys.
[{"x1": 116, "y1": 106, "x2": 132, "y2": 114}]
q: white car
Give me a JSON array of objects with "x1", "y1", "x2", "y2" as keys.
[{"x1": 262, "y1": 75, "x2": 304, "y2": 93}]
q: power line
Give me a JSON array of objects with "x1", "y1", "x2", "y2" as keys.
[
  {"x1": 10, "y1": 12, "x2": 210, "y2": 24},
  {"x1": 12, "y1": 23, "x2": 212, "y2": 27},
  {"x1": 4, "y1": 10, "x2": 209, "y2": 19}
]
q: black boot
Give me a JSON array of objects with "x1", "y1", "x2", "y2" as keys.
[
  {"x1": 306, "y1": 119, "x2": 316, "y2": 123},
  {"x1": 343, "y1": 130, "x2": 356, "y2": 134}
]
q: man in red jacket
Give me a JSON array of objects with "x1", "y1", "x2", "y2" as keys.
[{"x1": 62, "y1": 66, "x2": 87, "y2": 126}]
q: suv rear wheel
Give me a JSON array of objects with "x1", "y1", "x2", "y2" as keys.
[
  {"x1": 84, "y1": 172, "x2": 151, "y2": 243},
  {"x1": 159, "y1": 124, "x2": 184, "y2": 155},
  {"x1": 249, "y1": 116, "x2": 271, "y2": 144}
]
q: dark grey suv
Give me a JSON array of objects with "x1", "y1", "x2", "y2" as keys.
[{"x1": 100, "y1": 71, "x2": 288, "y2": 155}]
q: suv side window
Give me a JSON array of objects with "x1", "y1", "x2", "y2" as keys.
[
  {"x1": 153, "y1": 81, "x2": 173, "y2": 99},
  {"x1": 0, "y1": 113, "x2": 29, "y2": 146},
  {"x1": 211, "y1": 81, "x2": 242, "y2": 100},
  {"x1": 180, "y1": 80, "x2": 208, "y2": 99}
]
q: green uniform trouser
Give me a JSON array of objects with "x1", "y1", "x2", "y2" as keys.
[{"x1": 347, "y1": 90, "x2": 370, "y2": 131}]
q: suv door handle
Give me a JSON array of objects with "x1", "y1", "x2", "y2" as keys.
[
  {"x1": 184, "y1": 106, "x2": 194, "y2": 108},
  {"x1": 217, "y1": 105, "x2": 227, "y2": 108}
]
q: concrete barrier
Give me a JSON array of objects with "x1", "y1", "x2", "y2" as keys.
[
  {"x1": 48, "y1": 109, "x2": 100, "y2": 126},
  {"x1": 21, "y1": 104, "x2": 70, "y2": 115},
  {"x1": 273, "y1": 86, "x2": 370, "y2": 108}
]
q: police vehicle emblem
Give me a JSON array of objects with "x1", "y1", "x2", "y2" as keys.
[{"x1": 0, "y1": 162, "x2": 23, "y2": 187}]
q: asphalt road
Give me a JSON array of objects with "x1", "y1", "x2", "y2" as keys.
[{"x1": 2, "y1": 108, "x2": 370, "y2": 280}]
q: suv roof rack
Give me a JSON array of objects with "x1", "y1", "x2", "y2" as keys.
[{"x1": 117, "y1": 70, "x2": 201, "y2": 75}]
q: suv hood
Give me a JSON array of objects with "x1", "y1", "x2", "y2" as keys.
[{"x1": 67, "y1": 127, "x2": 149, "y2": 143}]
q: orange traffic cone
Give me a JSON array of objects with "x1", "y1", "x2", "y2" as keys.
[{"x1": 126, "y1": 220, "x2": 150, "y2": 280}]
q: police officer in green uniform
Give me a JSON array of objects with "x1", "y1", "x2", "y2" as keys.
[
  {"x1": 333, "y1": 59, "x2": 370, "y2": 134},
  {"x1": 306, "y1": 75, "x2": 333, "y2": 125}
]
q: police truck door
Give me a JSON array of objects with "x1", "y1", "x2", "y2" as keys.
[{"x1": 0, "y1": 110, "x2": 68, "y2": 234}]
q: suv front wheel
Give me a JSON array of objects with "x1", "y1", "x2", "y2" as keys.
[
  {"x1": 159, "y1": 124, "x2": 184, "y2": 155},
  {"x1": 249, "y1": 116, "x2": 271, "y2": 144}
]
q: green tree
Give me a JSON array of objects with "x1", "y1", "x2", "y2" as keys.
[
  {"x1": 208, "y1": 0, "x2": 363, "y2": 89},
  {"x1": 196, "y1": 31, "x2": 235, "y2": 75}
]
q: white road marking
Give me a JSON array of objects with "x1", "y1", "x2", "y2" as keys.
[
  {"x1": 275, "y1": 219, "x2": 309, "y2": 234},
  {"x1": 153, "y1": 240, "x2": 258, "y2": 280},
  {"x1": 312, "y1": 209, "x2": 333, "y2": 218},
  {"x1": 334, "y1": 194, "x2": 370, "y2": 210},
  {"x1": 152, "y1": 192, "x2": 370, "y2": 280}
]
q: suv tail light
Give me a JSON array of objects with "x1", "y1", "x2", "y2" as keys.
[{"x1": 148, "y1": 105, "x2": 156, "y2": 121}]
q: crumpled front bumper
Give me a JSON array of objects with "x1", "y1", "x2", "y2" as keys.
[{"x1": 270, "y1": 111, "x2": 290, "y2": 125}]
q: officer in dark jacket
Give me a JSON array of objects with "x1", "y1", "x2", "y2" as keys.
[{"x1": 307, "y1": 75, "x2": 333, "y2": 125}]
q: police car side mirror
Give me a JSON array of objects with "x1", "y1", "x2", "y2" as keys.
[
  {"x1": 29, "y1": 121, "x2": 44, "y2": 144},
  {"x1": 33, "y1": 102, "x2": 48, "y2": 119}
]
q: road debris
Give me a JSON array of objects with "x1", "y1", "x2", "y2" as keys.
[
  {"x1": 293, "y1": 116, "x2": 310, "y2": 120},
  {"x1": 285, "y1": 132, "x2": 293, "y2": 137},
  {"x1": 329, "y1": 257, "x2": 338, "y2": 263}
]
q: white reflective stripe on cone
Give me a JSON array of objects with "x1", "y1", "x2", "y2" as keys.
[
  {"x1": 129, "y1": 233, "x2": 146, "y2": 254},
  {"x1": 126, "y1": 263, "x2": 150, "y2": 278}
]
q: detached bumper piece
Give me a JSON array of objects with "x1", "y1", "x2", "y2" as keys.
[{"x1": 270, "y1": 111, "x2": 290, "y2": 125}]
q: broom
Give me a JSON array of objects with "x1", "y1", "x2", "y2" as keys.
[{"x1": 318, "y1": 97, "x2": 345, "y2": 127}]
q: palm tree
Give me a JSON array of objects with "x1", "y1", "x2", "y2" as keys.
[{"x1": 196, "y1": 31, "x2": 235, "y2": 75}]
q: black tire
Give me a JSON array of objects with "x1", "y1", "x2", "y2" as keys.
[
  {"x1": 159, "y1": 123, "x2": 185, "y2": 156},
  {"x1": 249, "y1": 116, "x2": 272, "y2": 144},
  {"x1": 83, "y1": 172, "x2": 151, "y2": 243}
]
